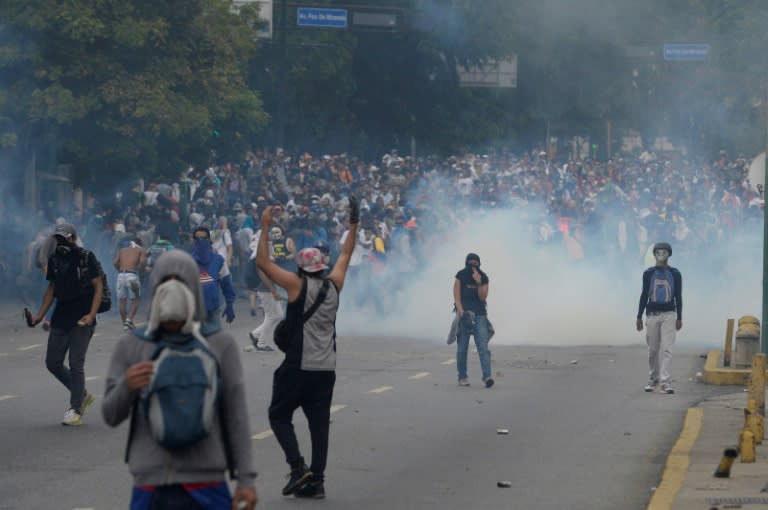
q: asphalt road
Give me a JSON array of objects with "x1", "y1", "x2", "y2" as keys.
[{"x1": 0, "y1": 303, "x2": 734, "y2": 510}]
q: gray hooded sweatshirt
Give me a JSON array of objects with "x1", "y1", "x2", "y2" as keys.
[{"x1": 101, "y1": 250, "x2": 257, "y2": 489}]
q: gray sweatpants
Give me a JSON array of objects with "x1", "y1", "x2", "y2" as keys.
[
  {"x1": 45, "y1": 325, "x2": 94, "y2": 413},
  {"x1": 646, "y1": 311, "x2": 677, "y2": 385}
]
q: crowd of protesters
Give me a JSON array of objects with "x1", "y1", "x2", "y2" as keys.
[{"x1": 3, "y1": 146, "x2": 764, "y2": 312}]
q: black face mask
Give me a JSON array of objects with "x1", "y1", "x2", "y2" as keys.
[{"x1": 55, "y1": 238, "x2": 72, "y2": 255}]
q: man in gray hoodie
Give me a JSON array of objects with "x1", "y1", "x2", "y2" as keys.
[{"x1": 102, "y1": 250, "x2": 258, "y2": 509}]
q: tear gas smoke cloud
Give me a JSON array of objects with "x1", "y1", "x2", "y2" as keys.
[{"x1": 337, "y1": 204, "x2": 762, "y2": 348}]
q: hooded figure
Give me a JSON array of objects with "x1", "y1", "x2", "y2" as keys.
[
  {"x1": 190, "y1": 227, "x2": 237, "y2": 325},
  {"x1": 101, "y1": 250, "x2": 258, "y2": 509}
]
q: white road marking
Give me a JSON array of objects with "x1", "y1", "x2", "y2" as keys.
[
  {"x1": 17, "y1": 344, "x2": 42, "y2": 351},
  {"x1": 368, "y1": 386, "x2": 393, "y2": 394},
  {"x1": 330, "y1": 404, "x2": 347, "y2": 413},
  {"x1": 252, "y1": 430, "x2": 274, "y2": 440},
  {"x1": 0, "y1": 352, "x2": 8, "y2": 357},
  {"x1": 441, "y1": 359, "x2": 455, "y2": 365},
  {"x1": 73, "y1": 507, "x2": 96, "y2": 510},
  {"x1": 409, "y1": 372, "x2": 430, "y2": 380},
  {"x1": 85, "y1": 376, "x2": 100, "y2": 382},
  {"x1": 0, "y1": 395, "x2": 19, "y2": 401}
]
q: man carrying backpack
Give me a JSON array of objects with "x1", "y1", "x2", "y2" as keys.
[
  {"x1": 101, "y1": 250, "x2": 258, "y2": 510},
  {"x1": 29, "y1": 223, "x2": 103, "y2": 426},
  {"x1": 255, "y1": 198, "x2": 359, "y2": 499},
  {"x1": 637, "y1": 241, "x2": 683, "y2": 395}
]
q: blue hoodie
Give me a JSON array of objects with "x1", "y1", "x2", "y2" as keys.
[{"x1": 190, "y1": 240, "x2": 236, "y2": 313}]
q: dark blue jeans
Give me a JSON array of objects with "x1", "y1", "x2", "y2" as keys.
[{"x1": 456, "y1": 315, "x2": 492, "y2": 381}]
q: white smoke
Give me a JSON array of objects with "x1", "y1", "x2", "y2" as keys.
[{"x1": 337, "y1": 205, "x2": 763, "y2": 348}]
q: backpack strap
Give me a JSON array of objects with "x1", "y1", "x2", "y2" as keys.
[
  {"x1": 123, "y1": 329, "x2": 236, "y2": 480},
  {"x1": 302, "y1": 279, "x2": 330, "y2": 324}
]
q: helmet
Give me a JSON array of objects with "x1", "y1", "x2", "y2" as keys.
[{"x1": 652, "y1": 242, "x2": 672, "y2": 256}]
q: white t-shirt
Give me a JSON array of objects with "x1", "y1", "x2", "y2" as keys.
[
  {"x1": 340, "y1": 229, "x2": 373, "y2": 267},
  {"x1": 212, "y1": 229, "x2": 232, "y2": 260}
]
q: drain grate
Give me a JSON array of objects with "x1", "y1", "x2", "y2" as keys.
[{"x1": 706, "y1": 496, "x2": 768, "y2": 504}]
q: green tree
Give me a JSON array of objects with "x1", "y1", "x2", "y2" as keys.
[{"x1": 0, "y1": 0, "x2": 269, "y2": 188}]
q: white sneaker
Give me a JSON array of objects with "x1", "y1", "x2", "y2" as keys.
[
  {"x1": 644, "y1": 381, "x2": 657, "y2": 392},
  {"x1": 62, "y1": 408, "x2": 82, "y2": 426},
  {"x1": 458, "y1": 379, "x2": 470, "y2": 387}
]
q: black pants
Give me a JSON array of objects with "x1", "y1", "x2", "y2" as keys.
[{"x1": 268, "y1": 364, "x2": 336, "y2": 479}]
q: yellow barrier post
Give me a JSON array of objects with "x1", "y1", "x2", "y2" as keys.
[
  {"x1": 724, "y1": 318, "x2": 734, "y2": 367},
  {"x1": 714, "y1": 447, "x2": 739, "y2": 478},
  {"x1": 749, "y1": 353, "x2": 766, "y2": 444},
  {"x1": 740, "y1": 428, "x2": 756, "y2": 463}
]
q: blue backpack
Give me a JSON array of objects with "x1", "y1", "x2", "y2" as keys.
[
  {"x1": 143, "y1": 335, "x2": 220, "y2": 449},
  {"x1": 649, "y1": 268, "x2": 675, "y2": 305},
  {"x1": 124, "y1": 327, "x2": 235, "y2": 477}
]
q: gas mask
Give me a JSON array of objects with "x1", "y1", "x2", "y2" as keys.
[
  {"x1": 654, "y1": 249, "x2": 670, "y2": 265},
  {"x1": 270, "y1": 227, "x2": 284, "y2": 241},
  {"x1": 55, "y1": 237, "x2": 72, "y2": 256},
  {"x1": 149, "y1": 279, "x2": 195, "y2": 329}
]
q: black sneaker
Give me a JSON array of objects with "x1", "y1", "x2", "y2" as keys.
[
  {"x1": 255, "y1": 345, "x2": 274, "y2": 352},
  {"x1": 484, "y1": 377, "x2": 495, "y2": 388},
  {"x1": 250, "y1": 309, "x2": 257, "y2": 317},
  {"x1": 282, "y1": 465, "x2": 311, "y2": 496},
  {"x1": 295, "y1": 480, "x2": 325, "y2": 499}
]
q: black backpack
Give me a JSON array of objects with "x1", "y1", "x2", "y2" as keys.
[
  {"x1": 51, "y1": 248, "x2": 112, "y2": 313},
  {"x1": 274, "y1": 279, "x2": 330, "y2": 353}
]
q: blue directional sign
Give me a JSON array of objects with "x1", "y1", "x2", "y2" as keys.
[
  {"x1": 663, "y1": 44, "x2": 710, "y2": 62},
  {"x1": 297, "y1": 7, "x2": 348, "y2": 28}
]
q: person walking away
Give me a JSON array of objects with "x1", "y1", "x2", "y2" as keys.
[
  {"x1": 28, "y1": 223, "x2": 103, "y2": 426},
  {"x1": 101, "y1": 250, "x2": 258, "y2": 510},
  {"x1": 454, "y1": 253, "x2": 494, "y2": 388},
  {"x1": 256, "y1": 197, "x2": 359, "y2": 499},
  {"x1": 113, "y1": 237, "x2": 147, "y2": 330},
  {"x1": 636, "y1": 241, "x2": 682, "y2": 394},
  {"x1": 190, "y1": 227, "x2": 236, "y2": 327},
  {"x1": 145, "y1": 232, "x2": 174, "y2": 274}
]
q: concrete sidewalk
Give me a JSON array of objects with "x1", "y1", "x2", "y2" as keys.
[{"x1": 649, "y1": 392, "x2": 768, "y2": 509}]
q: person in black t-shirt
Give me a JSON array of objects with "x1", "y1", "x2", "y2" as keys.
[
  {"x1": 453, "y1": 253, "x2": 494, "y2": 388},
  {"x1": 29, "y1": 223, "x2": 104, "y2": 426}
]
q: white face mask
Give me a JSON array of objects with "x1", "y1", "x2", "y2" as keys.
[
  {"x1": 654, "y1": 250, "x2": 670, "y2": 264},
  {"x1": 152, "y1": 280, "x2": 195, "y2": 324}
]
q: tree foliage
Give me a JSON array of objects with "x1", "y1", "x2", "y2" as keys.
[
  {"x1": 0, "y1": 0, "x2": 268, "y2": 185},
  {"x1": 2, "y1": 0, "x2": 766, "y2": 182}
]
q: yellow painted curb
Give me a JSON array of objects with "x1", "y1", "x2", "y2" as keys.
[
  {"x1": 646, "y1": 407, "x2": 703, "y2": 510},
  {"x1": 702, "y1": 349, "x2": 765, "y2": 385}
]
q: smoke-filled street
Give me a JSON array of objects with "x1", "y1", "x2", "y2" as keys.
[
  {"x1": 2, "y1": 2, "x2": 767, "y2": 509},
  {"x1": 0, "y1": 302, "x2": 734, "y2": 510}
]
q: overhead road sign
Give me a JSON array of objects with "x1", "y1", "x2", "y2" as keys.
[
  {"x1": 663, "y1": 44, "x2": 710, "y2": 62},
  {"x1": 352, "y1": 11, "x2": 398, "y2": 28},
  {"x1": 297, "y1": 7, "x2": 348, "y2": 28}
]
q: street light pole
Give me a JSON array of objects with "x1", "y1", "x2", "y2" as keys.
[
  {"x1": 762, "y1": 82, "x2": 768, "y2": 353},
  {"x1": 276, "y1": 0, "x2": 287, "y2": 150}
]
